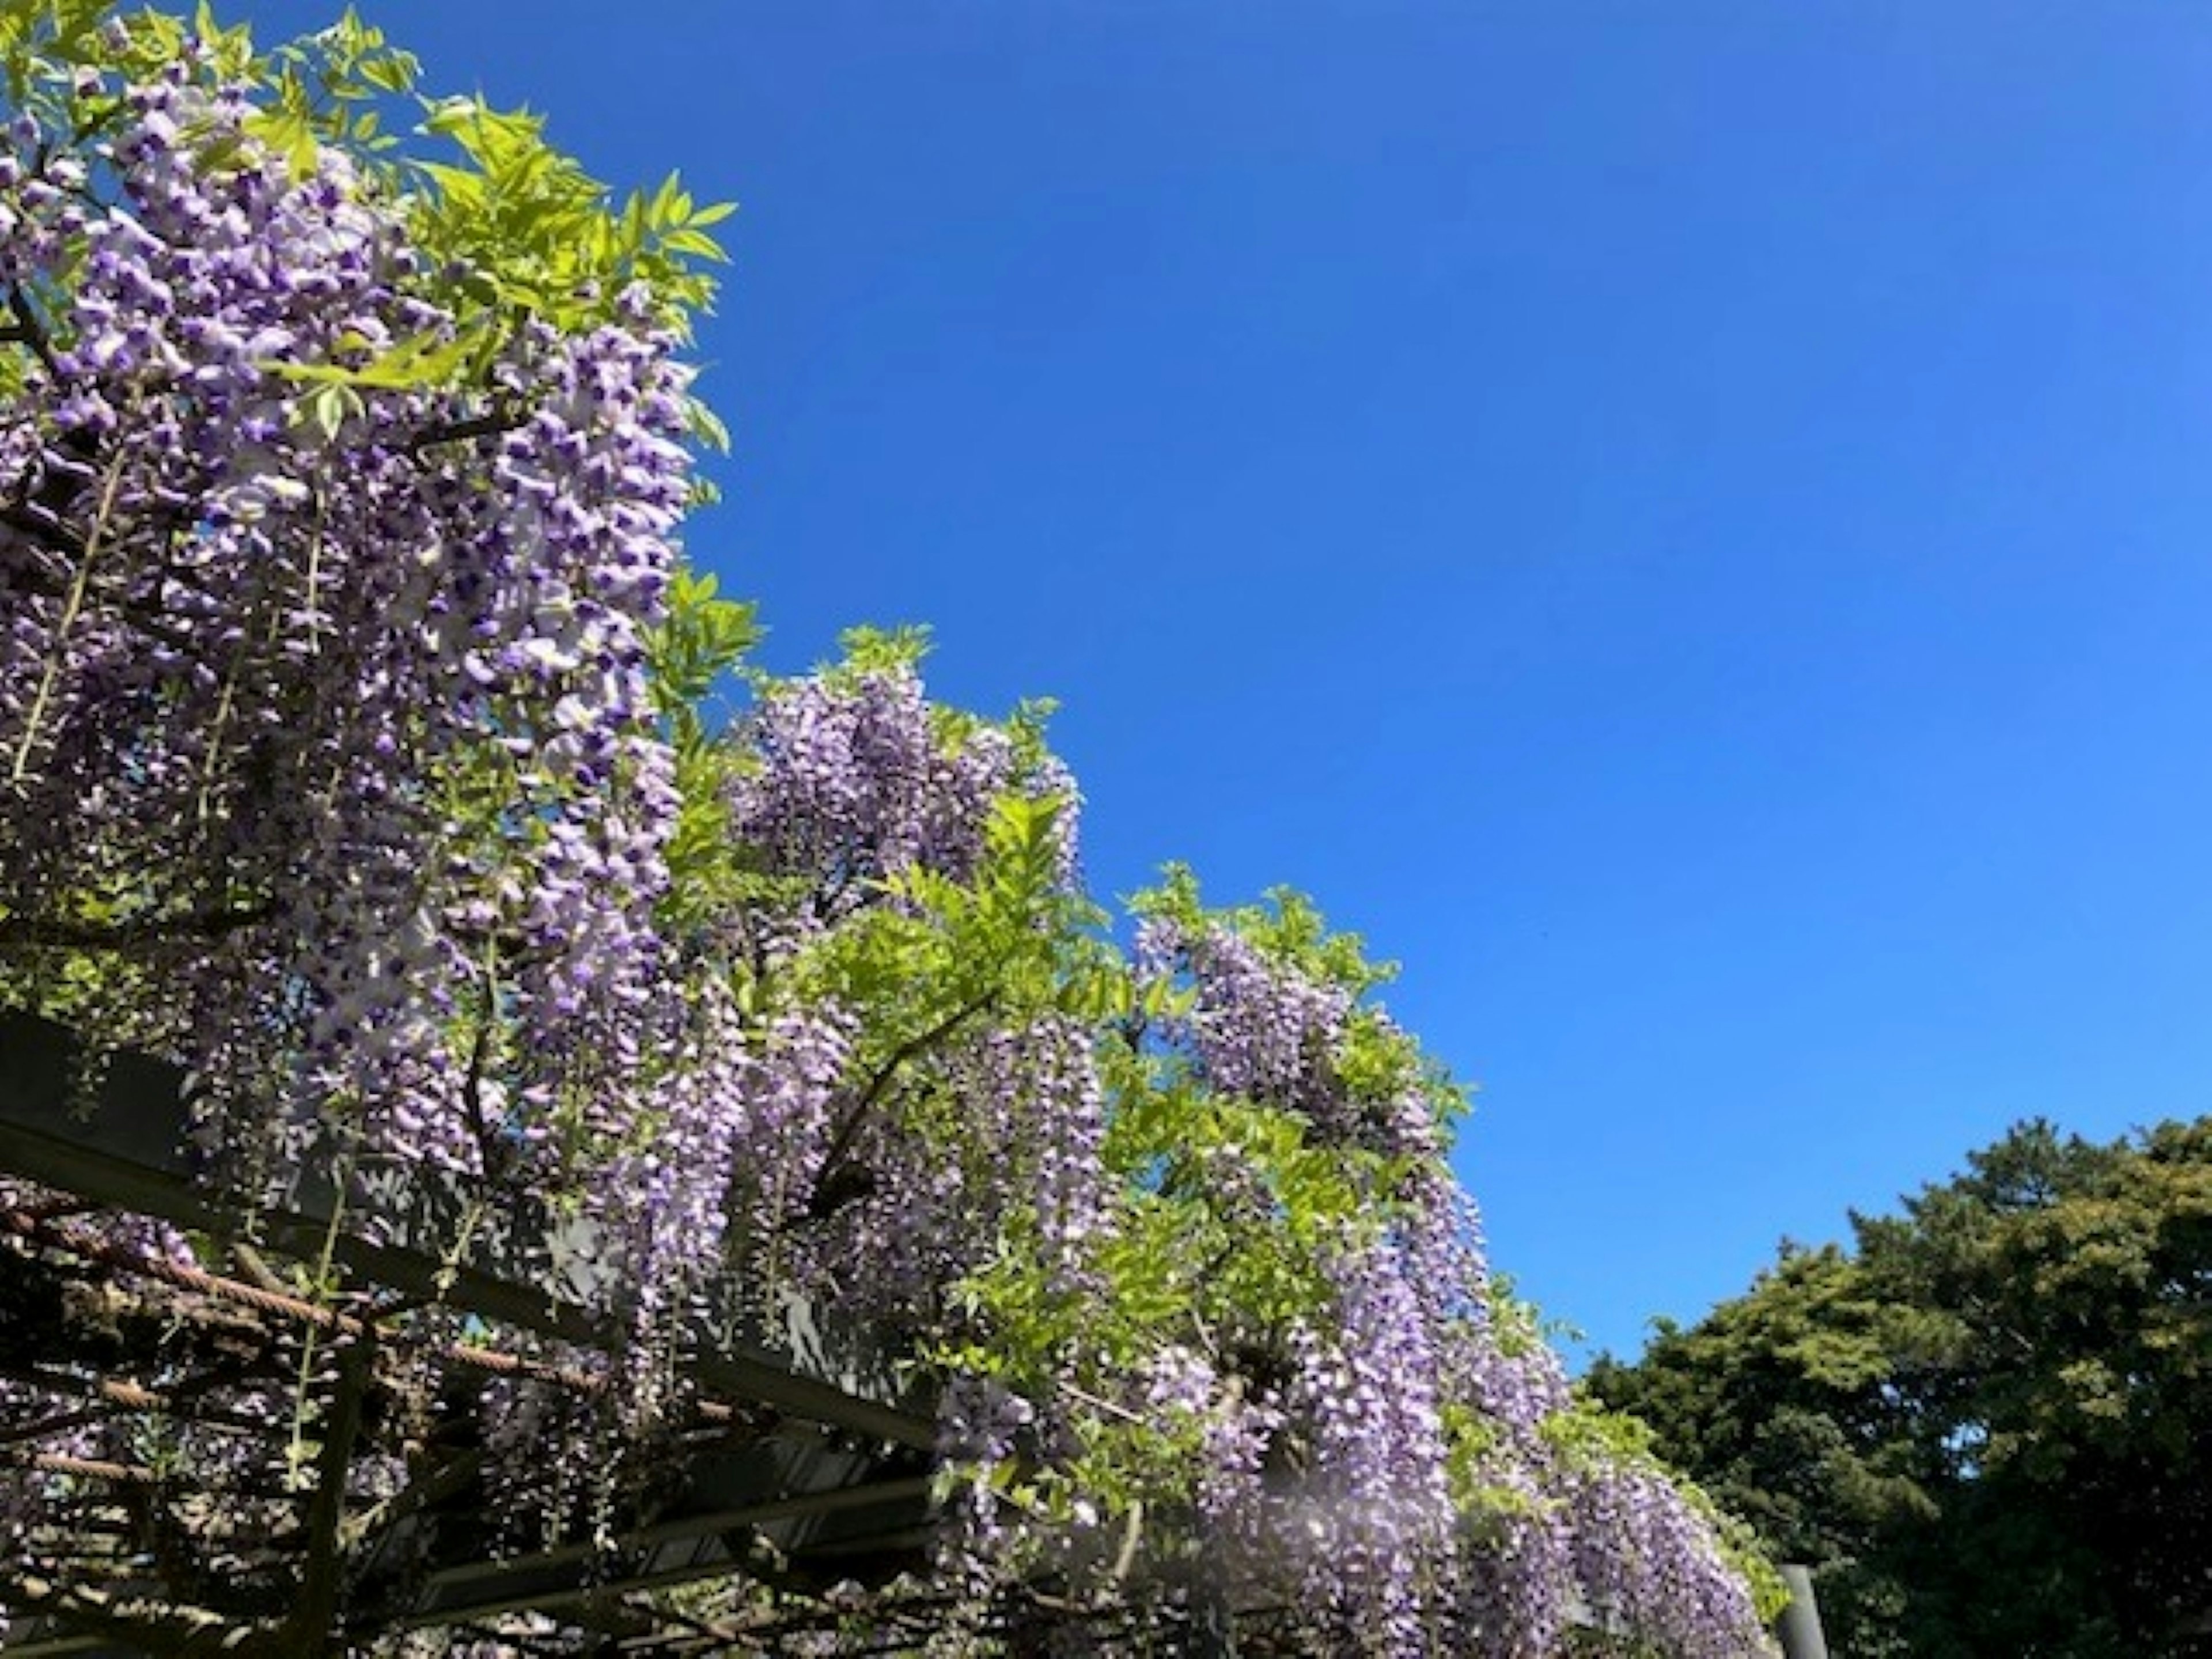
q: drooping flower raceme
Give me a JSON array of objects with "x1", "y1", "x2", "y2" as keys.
[
  {"x1": 728, "y1": 664, "x2": 1079, "y2": 923},
  {"x1": 1013, "y1": 899, "x2": 1777, "y2": 1657},
  {"x1": 1, "y1": 70, "x2": 688, "y2": 1209}
]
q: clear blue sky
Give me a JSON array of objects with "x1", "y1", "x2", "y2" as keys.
[{"x1": 247, "y1": 1, "x2": 2212, "y2": 1361}]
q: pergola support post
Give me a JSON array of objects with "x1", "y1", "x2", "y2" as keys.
[{"x1": 1775, "y1": 1563, "x2": 1830, "y2": 1659}]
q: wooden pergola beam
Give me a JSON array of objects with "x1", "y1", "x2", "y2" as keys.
[{"x1": 0, "y1": 1012, "x2": 935, "y2": 1449}]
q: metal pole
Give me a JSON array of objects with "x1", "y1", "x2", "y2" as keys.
[{"x1": 1775, "y1": 1563, "x2": 1830, "y2": 1659}]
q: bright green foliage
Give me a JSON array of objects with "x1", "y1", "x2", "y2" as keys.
[
  {"x1": 934, "y1": 870, "x2": 1464, "y2": 1556},
  {"x1": 1137, "y1": 865, "x2": 1402, "y2": 998},
  {"x1": 804, "y1": 791, "x2": 1108, "y2": 1102},
  {"x1": 408, "y1": 96, "x2": 732, "y2": 340},
  {"x1": 647, "y1": 571, "x2": 763, "y2": 934},
  {"x1": 1585, "y1": 1117, "x2": 2212, "y2": 1658}
]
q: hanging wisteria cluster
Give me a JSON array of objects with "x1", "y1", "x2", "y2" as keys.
[
  {"x1": 0, "y1": 45, "x2": 690, "y2": 1207},
  {"x1": 0, "y1": 9, "x2": 1778, "y2": 1655},
  {"x1": 1001, "y1": 896, "x2": 1771, "y2": 1656}
]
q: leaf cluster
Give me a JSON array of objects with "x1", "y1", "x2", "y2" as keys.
[{"x1": 646, "y1": 571, "x2": 762, "y2": 934}]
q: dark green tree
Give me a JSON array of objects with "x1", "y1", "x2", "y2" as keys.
[{"x1": 1585, "y1": 1118, "x2": 2212, "y2": 1658}]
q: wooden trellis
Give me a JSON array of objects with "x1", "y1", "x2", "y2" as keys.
[{"x1": 0, "y1": 1013, "x2": 945, "y2": 1654}]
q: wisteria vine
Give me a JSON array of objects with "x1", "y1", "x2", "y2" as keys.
[{"x1": 0, "y1": 7, "x2": 1778, "y2": 1655}]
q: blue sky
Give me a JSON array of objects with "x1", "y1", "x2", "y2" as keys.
[{"x1": 253, "y1": 1, "x2": 2212, "y2": 1361}]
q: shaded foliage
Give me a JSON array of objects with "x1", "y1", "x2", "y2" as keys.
[{"x1": 1585, "y1": 1117, "x2": 2212, "y2": 1657}]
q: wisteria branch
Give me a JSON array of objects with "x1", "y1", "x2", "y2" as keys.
[
  {"x1": 0, "y1": 902, "x2": 275, "y2": 953},
  {"x1": 805, "y1": 990, "x2": 999, "y2": 1221},
  {"x1": 1, "y1": 282, "x2": 65, "y2": 381},
  {"x1": 402, "y1": 398, "x2": 528, "y2": 457},
  {"x1": 0, "y1": 1570, "x2": 291, "y2": 1658}
]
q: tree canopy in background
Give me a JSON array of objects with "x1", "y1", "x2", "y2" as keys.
[
  {"x1": 0, "y1": 3, "x2": 1774, "y2": 1654},
  {"x1": 1584, "y1": 1116, "x2": 2212, "y2": 1658}
]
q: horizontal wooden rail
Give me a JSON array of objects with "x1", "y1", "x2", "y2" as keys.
[{"x1": 0, "y1": 1012, "x2": 935, "y2": 1449}]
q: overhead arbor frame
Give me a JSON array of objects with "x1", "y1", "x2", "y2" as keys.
[{"x1": 0, "y1": 1013, "x2": 949, "y2": 1655}]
